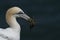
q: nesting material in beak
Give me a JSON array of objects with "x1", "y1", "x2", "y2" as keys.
[{"x1": 28, "y1": 18, "x2": 35, "y2": 29}]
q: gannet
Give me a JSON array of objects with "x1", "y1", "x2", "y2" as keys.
[{"x1": 0, "y1": 7, "x2": 35, "y2": 40}]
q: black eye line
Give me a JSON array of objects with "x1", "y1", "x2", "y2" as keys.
[
  {"x1": 13, "y1": 12, "x2": 24, "y2": 15},
  {"x1": 18, "y1": 12, "x2": 23, "y2": 14}
]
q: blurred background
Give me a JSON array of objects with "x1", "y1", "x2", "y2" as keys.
[{"x1": 0, "y1": 0, "x2": 60, "y2": 40}]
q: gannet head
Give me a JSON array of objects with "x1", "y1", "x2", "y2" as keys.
[{"x1": 6, "y1": 7, "x2": 35, "y2": 29}]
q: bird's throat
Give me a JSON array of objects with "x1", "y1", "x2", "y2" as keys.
[{"x1": 6, "y1": 15, "x2": 21, "y2": 31}]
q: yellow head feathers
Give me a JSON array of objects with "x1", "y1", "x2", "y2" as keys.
[{"x1": 6, "y1": 7, "x2": 23, "y2": 15}]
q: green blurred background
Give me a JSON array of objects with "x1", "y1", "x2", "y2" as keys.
[{"x1": 0, "y1": 0, "x2": 60, "y2": 40}]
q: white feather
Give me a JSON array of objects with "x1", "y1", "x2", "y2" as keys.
[
  {"x1": 0, "y1": 7, "x2": 30, "y2": 40},
  {"x1": 0, "y1": 7, "x2": 22, "y2": 40}
]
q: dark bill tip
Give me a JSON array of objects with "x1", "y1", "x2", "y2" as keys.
[{"x1": 28, "y1": 18, "x2": 35, "y2": 30}]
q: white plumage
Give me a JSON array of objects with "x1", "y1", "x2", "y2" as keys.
[
  {"x1": 0, "y1": 28, "x2": 20, "y2": 40},
  {"x1": 0, "y1": 7, "x2": 34, "y2": 40}
]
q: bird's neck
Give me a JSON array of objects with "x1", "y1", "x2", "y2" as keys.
[{"x1": 6, "y1": 15, "x2": 21, "y2": 32}]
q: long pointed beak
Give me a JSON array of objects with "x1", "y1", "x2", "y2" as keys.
[
  {"x1": 20, "y1": 14, "x2": 35, "y2": 29},
  {"x1": 21, "y1": 14, "x2": 35, "y2": 29},
  {"x1": 16, "y1": 12, "x2": 35, "y2": 30}
]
